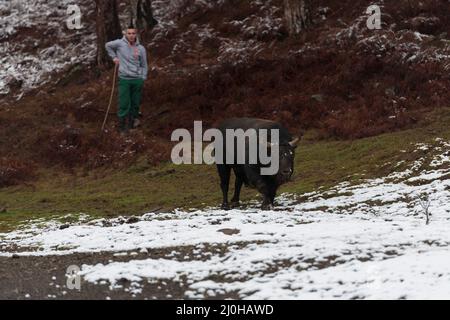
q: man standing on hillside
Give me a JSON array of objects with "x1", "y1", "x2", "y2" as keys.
[{"x1": 105, "y1": 26, "x2": 148, "y2": 134}]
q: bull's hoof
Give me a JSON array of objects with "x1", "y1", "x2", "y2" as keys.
[
  {"x1": 221, "y1": 203, "x2": 231, "y2": 210},
  {"x1": 261, "y1": 203, "x2": 274, "y2": 211}
]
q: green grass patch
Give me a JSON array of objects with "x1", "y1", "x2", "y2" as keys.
[{"x1": 2, "y1": 107, "x2": 450, "y2": 232}]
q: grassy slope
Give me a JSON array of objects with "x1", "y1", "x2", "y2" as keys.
[{"x1": 1, "y1": 107, "x2": 449, "y2": 232}]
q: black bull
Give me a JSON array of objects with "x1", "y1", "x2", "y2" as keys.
[{"x1": 214, "y1": 118, "x2": 300, "y2": 210}]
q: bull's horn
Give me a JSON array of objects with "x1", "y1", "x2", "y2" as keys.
[{"x1": 289, "y1": 137, "x2": 300, "y2": 148}]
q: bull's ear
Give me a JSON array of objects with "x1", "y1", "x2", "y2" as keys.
[{"x1": 289, "y1": 137, "x2": 300, "y2": 148}]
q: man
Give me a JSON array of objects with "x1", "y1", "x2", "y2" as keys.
[{"x1": 105, "y1": 26, "x2": 148, "y2": 133}]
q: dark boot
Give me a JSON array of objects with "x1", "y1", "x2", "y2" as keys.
[
  {"x1": 128, "y1": 115, "x2": 140, "y2": 130},
  {"x1": 118, "y1": 117, "x2": 128, "y2": 135},
  {"x1": 128, "y1": 115, "x2": 136, "y2": 130},
  {"x1": 133, "y1": 117, "x2": 140, "y2": 128}
]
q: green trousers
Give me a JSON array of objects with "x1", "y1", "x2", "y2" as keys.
[{"x1": 118, "y1": 78, "x2": 144, "y2": 119}]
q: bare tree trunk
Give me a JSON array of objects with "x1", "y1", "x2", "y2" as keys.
[
  {"x1": 284, "y1": 0, "x2": 312, "y2": 36},
  {"x1": 128, "y1": 0, "x2": 158, "y2": 45},
  {"x1": 95, "y1": 0, "x2": 122, "y2": 68}
]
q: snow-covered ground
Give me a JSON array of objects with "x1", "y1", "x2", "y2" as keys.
[
  {"x1": 0, "y1": 0, "x2": 97, "y2": 96},
  {"x1": 0, "y1": 0, "x2": 282, "y2": 96},
  {"x1": 4, "y1": 0, "x2": 447, "y2": 99},
  {"x1": 1, "y1": 139, "x2": 450, "y2": 299}
]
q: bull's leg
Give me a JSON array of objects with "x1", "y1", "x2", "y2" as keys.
[
  {"x1": 230, "y1": 174, "x2": 244, "y2": 208},
  {"x1": 261, "y1": 199, "x2": 273, "y2": 210},
  {"x1": 217, "y1": 165, "x2": 231, "y2": 210},
  {"x1": 253, "y1": 181, "x2": 272, "y2": 210},
  {"x1": 269, "y1": 188, "x2": 277, "y2": 206},
  {"x1": 243, "y1": 165, "x2": 275, "y2": 210},
  {"x1": 260, "y1": 185, "x2": 277, "y2": 211}
]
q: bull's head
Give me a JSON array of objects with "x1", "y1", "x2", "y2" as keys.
[{"x1": 266, "y1": 137, "x2": 300, "y2": 184}]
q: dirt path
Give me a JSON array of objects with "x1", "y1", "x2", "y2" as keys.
[
  {"x1": 0, "y1": 242, "x2": 244, "y2": 300},
  {"x1": 0, "y1": 251, "x2": 178, "y2": 300}
]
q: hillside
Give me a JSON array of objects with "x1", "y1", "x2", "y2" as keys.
[
  {"x1": 0, "y1": 0, "x2": 449, "y2": 220},
  {"x1": 1, "y1": 0, "x2": 450, "y2": 175}
]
